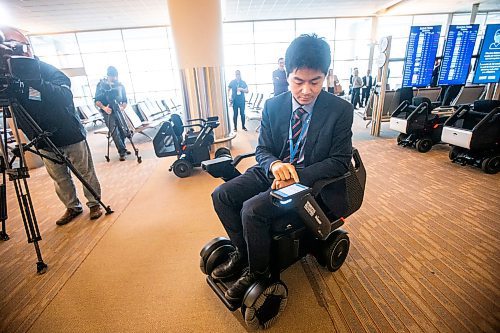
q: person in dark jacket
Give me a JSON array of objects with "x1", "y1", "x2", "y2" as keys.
[
  {"x1": 228, "y1": 70, "x2": 249, "y2": 131},
  {"x1": 95, "y1": 66, "x2": 130, "y2": 161},
  {"x1": 0, "y1": 26, "x2": 103, "y2": 226},
  {"x1": 211, "y1": 34, "x2": 353, "y2": 302},
  {"x1": 272, "y1": 57, "x2": 288, "y2": 96}
]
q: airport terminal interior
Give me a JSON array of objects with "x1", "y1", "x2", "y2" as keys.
[{"x1": 0, "y1": 0, "x2": 499, "y2": 332}]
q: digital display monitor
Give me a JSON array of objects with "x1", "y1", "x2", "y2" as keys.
[
  {"x1": 438, "y1": 24, "x2": 479, "y2": 85},
  {"x1": 402, "y1": 26, "x2": 442, "y2": 88},
  {"x1": 473, "y1": 24, "x2": 500, "y2": 84}
]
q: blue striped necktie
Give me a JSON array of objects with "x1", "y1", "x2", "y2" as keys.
[{"x1": 283, "y1": 107, "x2": 306, "y2": 163}]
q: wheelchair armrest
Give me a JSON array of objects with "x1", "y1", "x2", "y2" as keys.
[{"x1": 232, "y1": 152, "x2": 256, "y2": 167}]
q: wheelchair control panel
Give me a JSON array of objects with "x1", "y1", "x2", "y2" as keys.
[{"x1": 271, "y1": 183, "x2": 332, "y2": 240}]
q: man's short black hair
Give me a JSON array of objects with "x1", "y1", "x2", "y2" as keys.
[
  {"x1": 107, "y1": 66, "x2": 118, "y2": 77},
  {"x1": 285, "y1": 34, "x2": 331, "y2": 76}
]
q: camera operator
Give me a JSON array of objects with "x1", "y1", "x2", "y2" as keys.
[
  {"x1": 0, "y1": 26, "x2": 103, "y2": 225},
  {"x1": 94, "y1": 66, "x2": 131, "y2": 161}
]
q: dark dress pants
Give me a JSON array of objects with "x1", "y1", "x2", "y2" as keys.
[
  {"x1": 211, "y1": 166, "x2": 301, "y2": 273},
  {"x1": 362, "y1": 88, "x2": 370, "y2": 106},
  {"x1": 351, "y1": 87, "x2": 361, "y2": 108},
  {"x1": 232, "y1": 101, "x2": 246, "y2": 129}
]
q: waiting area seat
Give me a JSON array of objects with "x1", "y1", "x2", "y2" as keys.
[{"x1": 76, "y1": 105, "x2": 104, "y2": 126}]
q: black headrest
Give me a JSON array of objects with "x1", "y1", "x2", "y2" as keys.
[
  {"x1": 412, "y1": 96, "x2": 432, "y2": 107},
  {"x1": 473, "y1": 99, "x2": 500, "y2": 112},
  {"x1": 170, "y1": 114, "x2": 184, "y2": 137},
  {"x1": 398, "y1": 87, "x2": 414, "y2": 104}
]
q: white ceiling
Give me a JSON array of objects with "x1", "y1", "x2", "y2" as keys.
[{"x1": 1, "y1": 0, "x2": 499, "y2": 34}]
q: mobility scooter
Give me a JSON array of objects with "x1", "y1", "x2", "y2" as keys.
[
  {"x1": 199, "y1": 148, "x2": 366, "y2": 329},
  {"x1": 441, "y1": 99, "x2": 500, "y2": 174}
]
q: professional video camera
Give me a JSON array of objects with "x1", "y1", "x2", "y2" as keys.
[{"x1": 0, "y1": 32, "x2": 41, "y2": 98}]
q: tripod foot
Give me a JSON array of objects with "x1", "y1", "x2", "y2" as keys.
[
  {"x1": 0, "y1": 230, "x2": 9, "y2": 241},
  {"x1": 37, "y1": 261, "x2": 48, "y2": 275},
  {"x1": 104, "y1": 206, "x2": 114, "y2": 215},
  {"x1": 137, "y1": 156, "x2": 142, "y2": 163},
  {"x1": 105, "y1": 156, "x2": 110, "y2": 162}
]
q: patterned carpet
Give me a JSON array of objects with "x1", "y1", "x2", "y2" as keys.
[{"x1": 1, "y1": 118, "x2": 499, "y2": 333}]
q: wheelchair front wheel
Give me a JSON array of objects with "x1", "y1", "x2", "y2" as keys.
[
  {"x1": 214, "y1": 147, "x2": 231, "y2": 159},
  {"x1": 199, "y1": 237, "x2": 235, "y2": 275},
  {"x1": 397, "y1": 133, "x2": 407, "y2": 145},
  {"x1": 416, "y1": 138, "x2": 433, "y2": 153},
  {"x1": 241, "y1": 280, "x2": 288, "y2": 330},
  {"x1": 323, "y1": 232, "x2": 350, "y2": 272}
]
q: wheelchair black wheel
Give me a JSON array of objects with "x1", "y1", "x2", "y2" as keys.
[
  {"x1": 323, "y1": 232, "x2": 350, "y2": 272},
  {"x1": 199, "y1": 237, "x2": 234, "y2": 275},
  {"x1": 481, "y1": 156, "x2": 500, "y2": 174},
  {"x1": 416, "y1": 138, "x2": 432, "y2": 153},
  {"x1": 449, "y1": 146, "x2": 460, "y2": 161},
  {"x1": 241, "y1": 280, "x2": 288, "y2": 330},
  {"x1": 397, "y1": 133, "x2": 407, "y2": 145},
  {"x1": 172, "y1": 159, "x2": 193, "y2": 178},
  {"x1": 215, "y1": 147, "x2": 231, "y2": 159}
]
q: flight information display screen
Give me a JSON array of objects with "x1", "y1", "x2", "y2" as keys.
[
  {"x1": 473, "y1": 24, "x2": 500, "y2": 84},
  {"x1": 402, "y1": 25, "x2": 442, "y2": 88},
  {"x1": 438, "y1": 24, "x2": 479, "y2": 85}
]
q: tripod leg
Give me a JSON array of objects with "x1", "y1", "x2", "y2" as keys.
[
  {"x1": 0, "y1": 182, "x2": 9, "y2": 241},
  {"x1": 11, "y1": 101, "x2": 113, "y2": 215},
  {"x1": 126, "y1": 133, "x2": 142, "y2": 163},
  {"x1": 12, "y1": 177, "x2": 47, "y2": 274}
]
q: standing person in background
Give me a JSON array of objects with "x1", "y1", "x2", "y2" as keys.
[
  {"x1": 95, "y1": 66, "x2": 131, "y2": 161},
  {"x1": 361, "y1": 69, "x2": 373, "y2": 107},
  {"x1": 272, "y1": 58, "x2": 288, "y2": 96},
  {"x1": 228, "y1": 70, "x2": 249, "y2": 131},
  {"x1": 326, "y1": 69, "x2": 336, "y2": 94},
  {"x1": 431, "y1": 58, "x2": 441, "y2": 87},
  {"x1": 350, "y1": 68, "x2": 363, "y2": 109}
]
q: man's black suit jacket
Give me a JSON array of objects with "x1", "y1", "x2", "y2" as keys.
[{"x1": 256, "y1": 90, "x2": 354, "y2": 217}]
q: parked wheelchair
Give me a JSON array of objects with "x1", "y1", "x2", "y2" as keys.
[
  {"x1": 199, "y1": 148, "x2": 366, "y2": 329},
  {"x1": 153, "y1": 114, "x2": 229, "y2": 178},
  {"x1": 390, "y1": 96, "x2": 449, "y2": 153},
  {"x1": 441, "y1": 99, "x2": 500, "y2": 174}
]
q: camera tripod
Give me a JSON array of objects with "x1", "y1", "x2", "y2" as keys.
[
  {"x1": 103, "y1": 101, "x2": 141, "y2": 163},
  {"x1": 0, "y1": 96, "x2": 114, "y2": 274}
]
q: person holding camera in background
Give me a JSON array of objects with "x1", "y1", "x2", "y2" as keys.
[
  {"x1": 95, "y1": 66, "x2": 131, "y2": 161},
  {"x1": 0, "y1": 26, "x2": 103, "y2": 225}
]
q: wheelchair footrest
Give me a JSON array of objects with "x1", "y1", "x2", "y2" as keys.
[{"x1": 206, "y1": 276, "x2": 241, "y2": 311}]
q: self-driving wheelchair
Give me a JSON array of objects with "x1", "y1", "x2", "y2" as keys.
[
  {"x1": 441, "y1": 99, "x2": 500, "y2": 174},
  {"x1": 199, "y1": 148, "x2": 366, "y2": 329},
  {"x1": 153, "y1": 114, "x2": 228, "y2": 178},
  {"x1": 390, "y1": 96, "x2": 450, "y2": 153}
]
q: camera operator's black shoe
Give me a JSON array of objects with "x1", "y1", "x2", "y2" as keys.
[
  {"x1": 56, "y1": 208, "x2": 83, "y2": 226},
  {"x1": 211, "y1": 251, "x2": 248, "y2": 280},
  {"x1": 119, "y1": 155, "x2": 126, "y2": 161},
  {"x1": 126, "y1": 150, "x2": 132, "y2": 155},
  {"x1": 225, "y1": 268, "x2": 270, "y2": 302}
]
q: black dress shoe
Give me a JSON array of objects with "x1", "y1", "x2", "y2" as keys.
[
  {"x1": 126, "y1": 150, "x2": 132, "y2": 155},
  {"x1": 56, "y1": 208, "x2": 83, "y2": 226},
  {"x1": 211, "y1": 251, "x2": 248, "y2": 280},
  {"x1": 242, "y1": 127, "x2": 248, "y2": 131},
  {"x1": 225, "y1": 268, "x2": 270, "y2": 302}
]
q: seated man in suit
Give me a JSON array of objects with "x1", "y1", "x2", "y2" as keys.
[{"x1": 211, "y1": 34, "x2": 353, "y2": 302}]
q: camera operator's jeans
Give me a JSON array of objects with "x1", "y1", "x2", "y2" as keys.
[
  {"x1": 40, "y1": 140, "x2": 102, "y2": 210},
  {"x1": 104, "y1": 113, "x2": 127, "y2": 156}
]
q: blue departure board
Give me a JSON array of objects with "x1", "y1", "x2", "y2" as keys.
[
  {"x1": 438, "y1": 25, "x2": 479, "y2": 85},
  {"x1": 402, "y1": 26, "x2": 441, "y2": 88},
  {"x1": 473, "y1": 24, "x2": 500, "y2": 84}
]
